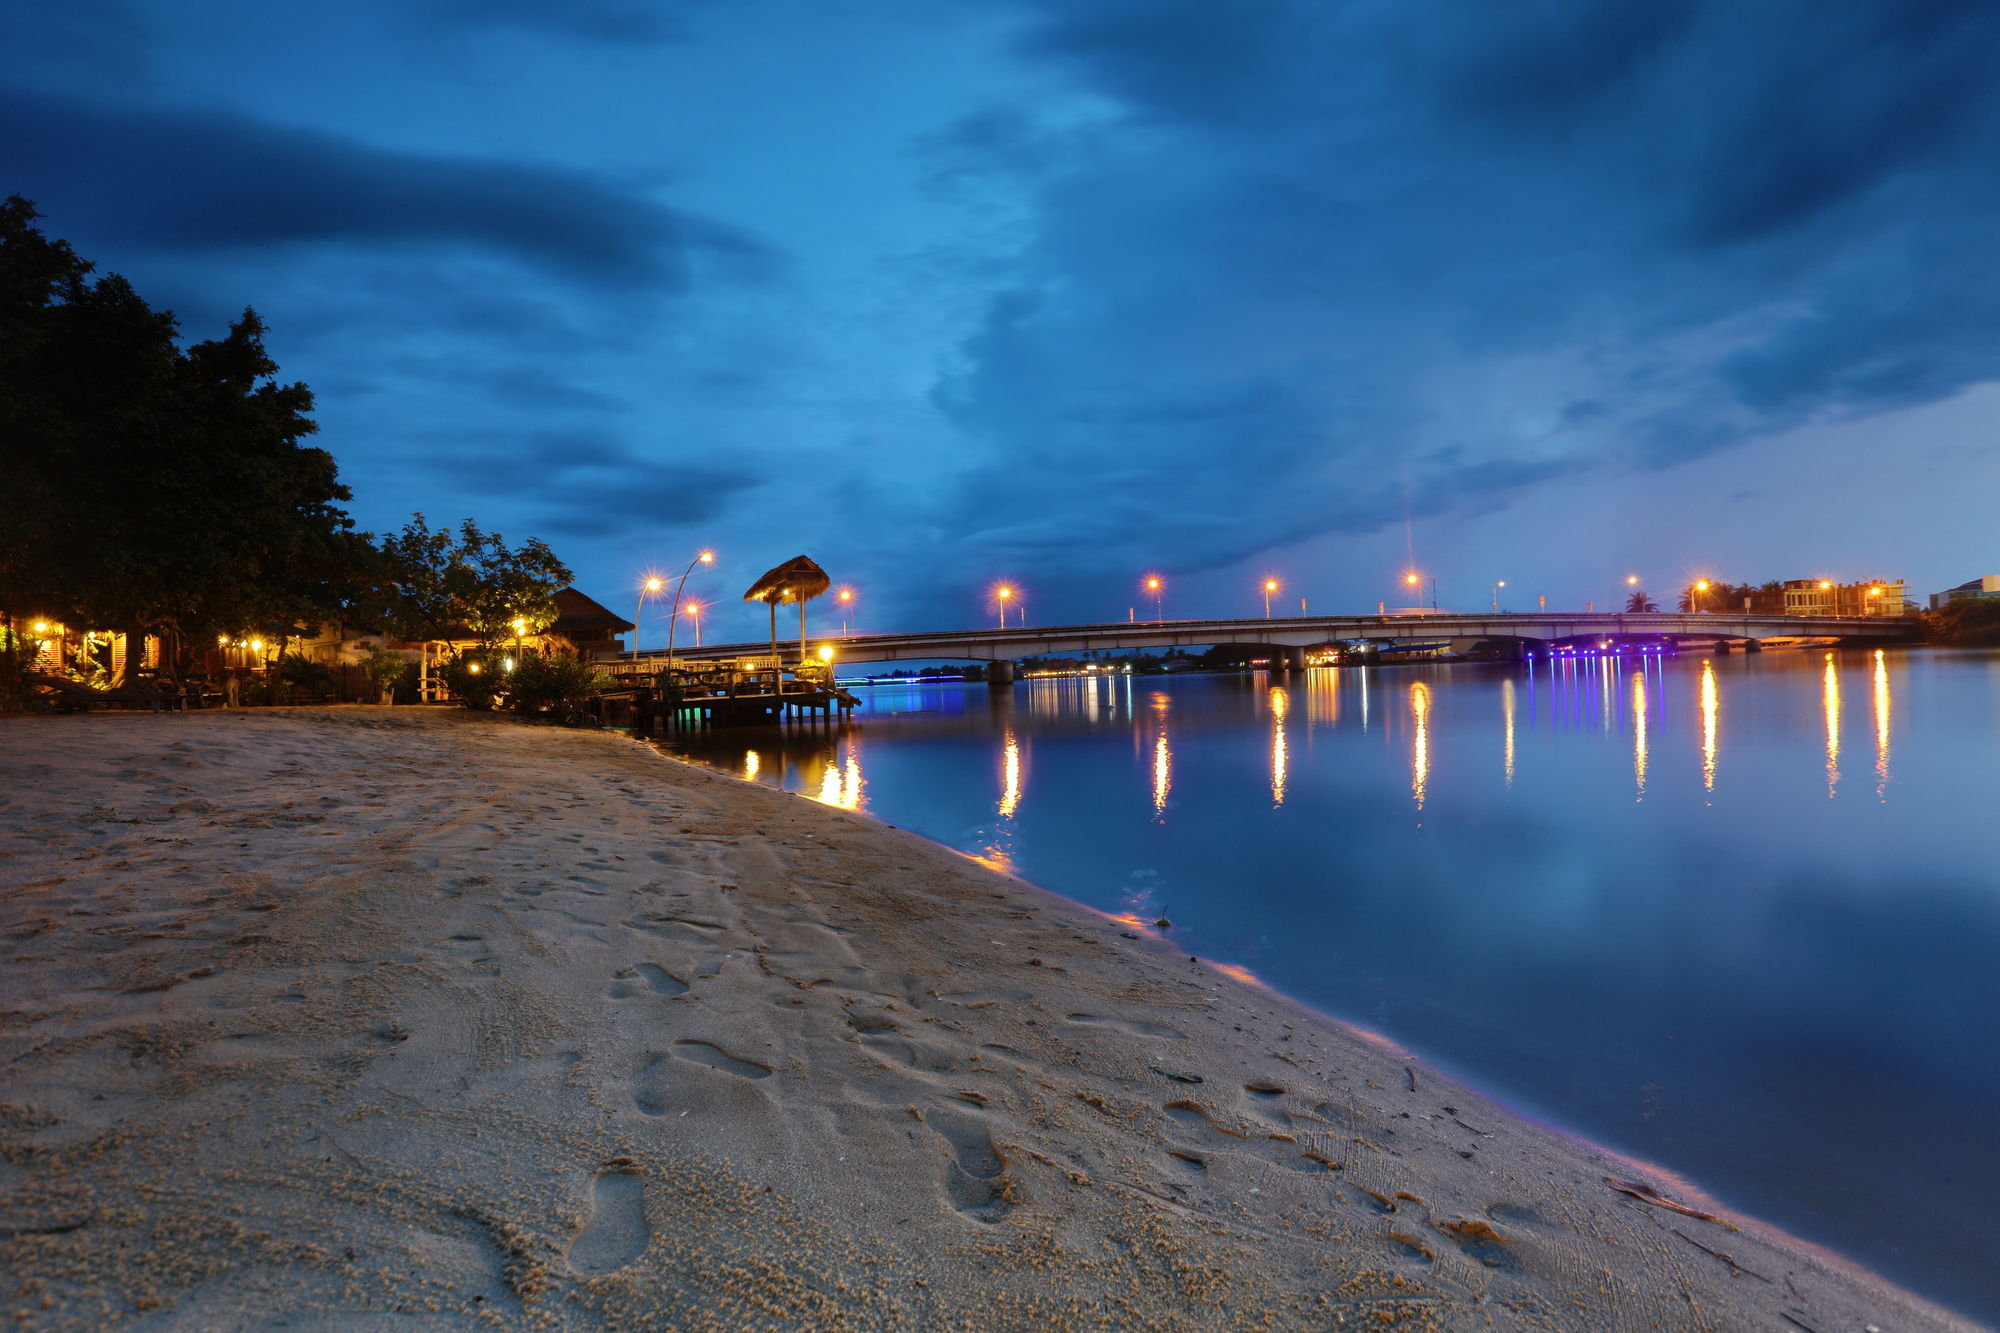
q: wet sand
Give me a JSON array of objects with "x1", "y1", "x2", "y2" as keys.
[{"x1": 0, "y1": 709, "x2": 1976, "y2": 1330}]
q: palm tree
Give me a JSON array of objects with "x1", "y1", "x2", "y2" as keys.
[{"x1": 1625, "y1": 590, "x2": 1658, "y2": 613}]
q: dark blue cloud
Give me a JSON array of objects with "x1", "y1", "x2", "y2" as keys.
[{"x1": 0, "y1": 88, "x2": 764, "y2": 289}]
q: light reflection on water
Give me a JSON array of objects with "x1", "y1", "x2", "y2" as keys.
[{"x1": 663, "y1": 650, "x2": 2000, "y2": 1323}]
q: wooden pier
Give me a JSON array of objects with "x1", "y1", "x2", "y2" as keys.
[{"x1": 592, "y1": 656, "x2": 859, "y2": 733}]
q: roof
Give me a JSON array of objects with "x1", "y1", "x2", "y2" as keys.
[{"x1": 551, "y1": 587, "x2": 634, "y2": 633}]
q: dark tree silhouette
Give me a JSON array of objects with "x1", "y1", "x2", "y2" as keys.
[{"x1": 1625, "y1": 590, "x2": 1659, "y2": 612}]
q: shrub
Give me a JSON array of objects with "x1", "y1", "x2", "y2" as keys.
[
  {"x1": 271, "y1": 652, "x2": 333, "y2": 702},
  {"x1": 507, "y1": 650, "x2": 608, "y2": 725},
  {"x1": 441, "y1": 654, "x2": 501, "y2": 710},
  {"x1": 360, "y1": 645, "x2": 408, "y2": 701}
]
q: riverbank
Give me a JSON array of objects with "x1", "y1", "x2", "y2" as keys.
[{"x1": 0, "y1": 709, "x2": 1973, "y2": 1330}]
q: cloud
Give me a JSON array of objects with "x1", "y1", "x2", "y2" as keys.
[
  {"x1": 903, "y1": 0, "x2": 2000, "y2": 615},
  {"x1": 0, "y1": 87, "x2": 766, "y2": 289}
]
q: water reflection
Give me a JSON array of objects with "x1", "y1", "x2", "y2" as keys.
[
  {"x1": 1823, "y1": 653, "x2": 1842, "y2": 799},
  {"x1": 1873, "y1": 650, "x2": 1892, "y2": 800},
  {"x1": 1269, "y1": 685, "x2": 1290, "y2": 807},
  {"x1": 1409, "y1": 680, "x2": 1431, "y2": 810},
  {"x1": 1150, "y1": 691, "x2": 1172, "y2": 819},
  {"x1": 1501, "y1": 676, "x2": 1517, "y2": 788},
  {"x1": 1631, "y1": 670, "x2": 1649, "y2": 802},
  {"x1": 1699, "y1": 658, "x2": 1719, "y2": 797}
]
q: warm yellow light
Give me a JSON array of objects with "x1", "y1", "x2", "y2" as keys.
[
  {"x1": 218, "y1": 635, "x2": 230, "y2": 646},
  {"x1": 1694, "y1": 580, "x2": 1709, "y2": 592},
  {"x1": 643, "y1": 576, "x2": 663, "y2": 593},
  {"x1": 1404, "y1": 572, "x2": 1420, "y2": 586},
  {"x1": 1497, "y1": 580, "x2": 1506, "y2": 588},
  {"x1": 686, "y1": 602, "x2": 700, "y2": 615},
  {"x1": 1627, "y1": 575, "x2": 1639, "y2": 585},
  {"x1": 838, "y1": 588, "x2": 853, "y2": 603},
  {"x1": 817, "y1": 645, "x2": 834, "y2": 661},
  {"x1": 511, "y1": 617, "x2": 527, "y2": 632},
  {"x1": 1818, "y1": 580, "x2": 1832, "y2": 590},
  {"x1": 699, "y1": 551, "x2": 715, "y2": 564},
  {"x1": 31, "y1": 621, "x2": 49, "y2": 634},
  {"x1": 250, "y1": 638, "x2": 265, "y2": 652},
  {"x1": 1867, "y1": 587, "x2": 1881, "y2": 597},
  {"x1": 1145, "y1": 577, "x2": 1161, "y2": 592},
  {"x1": 468, "y1": 662, "x2": 481, "y2": 674},
  {"x1": 1264, "y1": 579, "x2": 1278, "y2": 592}
]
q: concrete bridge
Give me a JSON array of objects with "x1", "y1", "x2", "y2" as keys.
[{"x1": 647, "y1": 611, "x2": 1917, "y2": 679}]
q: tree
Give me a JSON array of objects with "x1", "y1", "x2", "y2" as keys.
[
  {"x1": 1624, "y1": 591, "x2": 1658, "y2": 612},
  {"x1": 371, "y1": 514, "x2": 572, "y2": 651},
  {"x1": 0, "y1": 197, "x2": 364, "y2": 685}
]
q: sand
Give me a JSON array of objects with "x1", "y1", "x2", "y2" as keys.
[{"x1": 0, "y1": 708, "x2": 1976, "y2": 1331}]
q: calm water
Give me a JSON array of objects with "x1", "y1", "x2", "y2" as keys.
[{"x1": 664, "y1": 649, "x2": 2000, "y2": 1322}]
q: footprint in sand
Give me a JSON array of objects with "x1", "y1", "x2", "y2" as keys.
[
  {"x1": 610, "y1": 963, "x2": 690, "y2": 1000},
  {"x1": 568, "y1": 1166, "x2": 649, "y2": 1274},
  {"x1": 926, "y1": 1103, "x2": 1014, "y2": 1224},
  {"x1": 1064, "y1": 1013, "x2": 1185, "y2": 1040}
]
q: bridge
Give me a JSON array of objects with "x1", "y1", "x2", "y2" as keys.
[{"x1": 642, "y1": 611, "x2": 1917, "y2": 680}]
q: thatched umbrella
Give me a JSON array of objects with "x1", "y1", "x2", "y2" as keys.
[{"x1": 742, "y1": 555, "x2": 831, "y2": 676}]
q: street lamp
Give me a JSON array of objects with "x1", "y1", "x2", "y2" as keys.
[
  {"x1": 663, "y1": 550, "x2": 716, "y2": 667},
  {"x1": 1263, "y1": 578, "x2": 1279, "y2": 619},
  {"x1": 1144, "y1": 575, "x2": 1163, "y2": 622},
  {"x1": 1404, "y1": 571, "x2": 1436, "y2": 611},
  {"x1": 1493, "y1": 580, "x2": 1505, "y2": 613},
  {"x1": 685, "y1": 601, "x2": 703, "y2": 647},
  {"x1": 635, "y1": 574, "x2": 664, "y2": 656},
  {"x1": 995, "y1": 584, "x2": 1015, "y2": 629},
  {"x1": 836, "y1": 586, "x2": 855, "y2": 637},
  {"x1": 1693, "y1": 579, "x2": 1711, "y2": 613}
]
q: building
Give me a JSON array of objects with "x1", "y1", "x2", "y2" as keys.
[
  {"x1": 1929, "y1": 576, "x2": 2000, "y2": 611},
  {"x1": 1780, "y1": 579, "x2": 1907, "y2": 617}
]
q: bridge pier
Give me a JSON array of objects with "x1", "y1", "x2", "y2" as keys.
[
  {"x1": 1279, "y1": 645, "x2": 1308, "y2": 672},
  {"x1": 986, "y1": 659, "x2": 1016, "y2": 687}
]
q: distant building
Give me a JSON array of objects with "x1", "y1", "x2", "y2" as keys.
[
  {"x1": 1780, "y1": 579, "x2": 1906, "y2": 617},
  {"x1": 1929, "y1": 576, "x2": 2000, "y2": 611}
]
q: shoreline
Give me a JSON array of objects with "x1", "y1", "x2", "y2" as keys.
[{"x1": 0, "y1": 708, "x2": 1977, "y2": 1330}]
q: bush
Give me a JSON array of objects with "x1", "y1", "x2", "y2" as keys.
[
  {"x1": 360, "y1": 645, "x2": 408, "y2": 701},
  {"x1": 441, "y1": 654, "x2": 501, "y2": 710},
  {"x1": 1922, "y1": 598, "x2": 2000, "y2": 646},
  {"x1": 507, "y1": 650, "x2": 608, "y2": 725},
  {"x1": 271, "y1": 652, "x2": 333, "y2": 702}
]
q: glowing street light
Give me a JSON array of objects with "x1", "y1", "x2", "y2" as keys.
[
  {"x1": 1493, "y1": 579, "x2": 1506, "y2": 613},
  {"x1": 1627, "y1": 575, "x2": 1640, "y2": 586},
  {"x1": 634, "y1": 573, "x2": 665, "y2": 656},
  {"x1": 995, "y1": 584, "x2": 1016, "y2": 629},
  {"x1": 664, "y1": 549, "x2": 717, "y2": 666},
  {"x1": 685, "y1": 601, "x2": 703, "y2": 647},
  {"x1": 836, "y1": 585, "x2": 856, "y2": 637},
  {"x1": 1692, "y1": 579, "x2": 1711, "y2": 613},
  {"x1": 1262, "y1": 578, "x2": 1279, "y2": 619},
  {"x1": 1144, "y1": 575, "x2": 1164, "y2": 622},
  {"x1": 1404, "y1": 571, "x2": 1437, "y2": 611}
]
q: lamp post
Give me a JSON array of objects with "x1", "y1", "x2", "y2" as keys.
[
  {"x1": 686, "y1": 601, "x2": 702, "y2": 647},
  {"x1": 1263, "y1": 578, "x2": 1279, "y2": 619},
  {"x1": 663, "y1": 550, "x2": 716, "y2": 668},
  {"x1": 1145, "y1": 576, "x2": 1163, "y2": 623},
  {"x1": 1404, "y1": 571, "x2": 1436, "y2": 611},
  {"x1": 996, "y1": 585, "x2": 1015, "y2": 629},
  {"x1": 837, "y1": 587, "x2": 855, "y2": 637},
  {"x1": 1693, "y1": 579, "x2": 1711, "y2": 614},
  {"x1": 636, "y1": 575, "x2": 663, "y2": 656},
  {"x1": 1493, "y1": 580, "x2": 1505, "y2": 613}
]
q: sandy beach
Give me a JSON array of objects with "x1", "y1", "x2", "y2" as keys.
[{"x1": 0, "y1": 708, "x2": 1974, "y2": 1331}]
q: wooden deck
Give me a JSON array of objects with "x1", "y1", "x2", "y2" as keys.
[{"x1": 593, "y1": 659, "x2": 858, "y2": 732}]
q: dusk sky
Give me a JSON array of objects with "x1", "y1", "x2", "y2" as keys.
[{"x1": 9, "y1": 0, "x2": 2000, "y2": 641}]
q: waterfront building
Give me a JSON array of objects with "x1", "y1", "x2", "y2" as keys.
[
  {"x1": 1780, "y1": 579, "x2": 1906, "y2": 617},
  {"x1": 1928, "y1": 576, "x2": 2000, "y2": 611}
]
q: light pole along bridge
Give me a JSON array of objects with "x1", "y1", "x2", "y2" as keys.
[{"x1": 646, "y1": 611, "x2": 1918, "y2": 683}]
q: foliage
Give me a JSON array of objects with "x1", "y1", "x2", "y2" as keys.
[
  {"x1": 370, "y1": 514, "x2": 572, "y2": 649},
  {"x1": 1624, "y1": 591, "x2": 1659, "y2": 612},
  {"x1": 360, "y1": 644, "x2": 408, "y2": 691},
  {"x1": 0, "y1": 197, "x2": 369, "y2": 682},
  {"x1": 441, "y1": 654, "x2": 501, "y2": 710},
  {"x1": 272, "y1": 652, "x2": 333, "y2": 690},
  {"x1": 1922, "y1": 598, "x2": 2000, "y2": 646},
  {"x1": 507, "y1": 650, "x2": 608, "y2": 725}
]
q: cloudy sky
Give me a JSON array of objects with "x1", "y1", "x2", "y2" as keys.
[{"x1": 9, "y1": 0, "x2": 2000, "y2": 641}]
